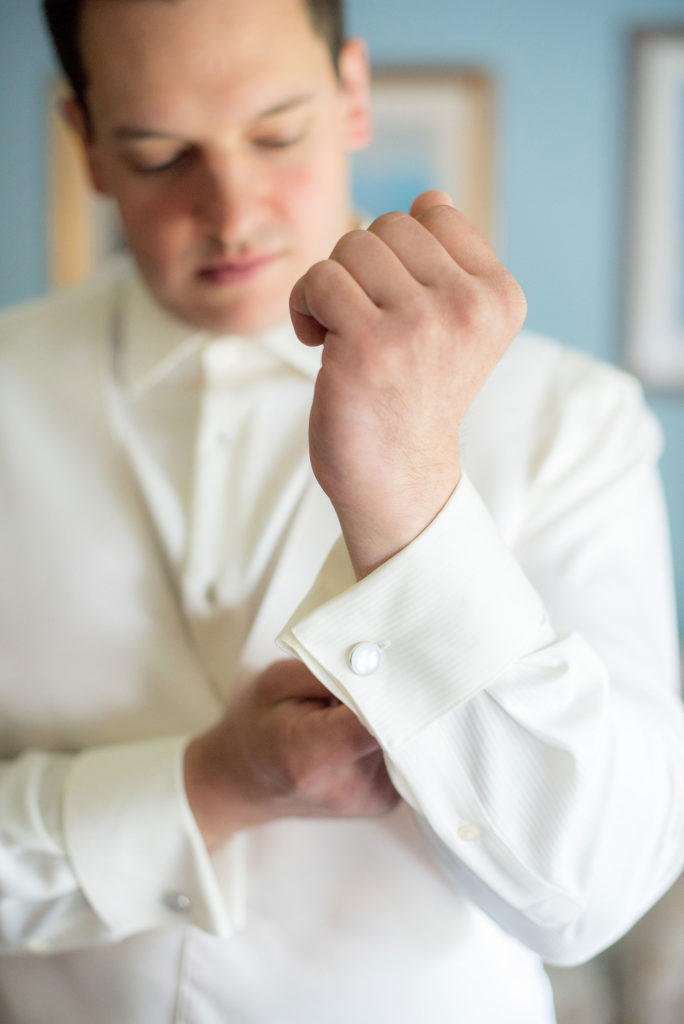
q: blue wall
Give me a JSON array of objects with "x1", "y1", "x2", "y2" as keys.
[
  {"x1": 345, "y1": 0, "x2": 684, "y2": 638},
  {"x1": 0, "y1": 2, "x2": 56, "y2": 307},
  {"x1": 2, "y1": 0, "x2": 684, "y2": 634}
]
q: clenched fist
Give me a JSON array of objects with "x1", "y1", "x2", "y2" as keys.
[
  {"x1": 184, "y1": 660, "x2": 399, "y2": 851},
  {"x1": 290, "y1": 191, "x2": 527, "y2": 577}
]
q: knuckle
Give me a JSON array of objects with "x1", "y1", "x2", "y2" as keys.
[
  {"x1": 282, "y1": 733, "x2": 331, "y2": 799},
  {"x1": 447, "y1": 269, "x2": 525, "y2": 340},
  {"x1": 417, "y1": 202, "x2": 464, "y2": 234},
  {"x1": 503, "y1": 271, "x2": 528, "y2": 328},
  {"x1": 279, "y1": 746, "x2": 314, "y2": 795},
  {"x1": 416, "y1": 203, "x2": 448, "y2": 228},
  {"x1": 368, "y1": 210, "x2": 407, "y2": 235},
  {"x1": 306, "y1": 258, "x2": 341, "y2": 290},
  {"x1": 449, "y1": 282, "x2": 493, "y2": 335},
  {"x1": 330, "y1": 228, "x2": 367, "y2": 263}
]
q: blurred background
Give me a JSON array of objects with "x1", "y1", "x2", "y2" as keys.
[{"x1": 1, "y1": 1, "x2": 683, "y2": 1021}]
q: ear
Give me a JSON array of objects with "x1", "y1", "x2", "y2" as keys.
[
  {"x1": 61, "y1": 95, "x2": 110, "y2": 196},
  {"x1": 337, "y1": 38, "x2": 372, "y2": 152}
]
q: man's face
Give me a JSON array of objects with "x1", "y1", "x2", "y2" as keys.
[{"x1": 74, "y1": 0, "x2": 370, "y2": 333}]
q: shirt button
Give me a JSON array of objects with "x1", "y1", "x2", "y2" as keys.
[
  {"x1": 348, "y1": 642, "x2": 383, "y2": 676},
  {"x1": 457, "y1": 823, "x2": 481, "y2": 842},
  {"x1": 162, "y1": 890, "x2": 193, "y2": 914}
]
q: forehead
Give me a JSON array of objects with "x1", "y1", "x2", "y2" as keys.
[{"x1": 80, "y1": 0, "x2": 335, "y2": 127}]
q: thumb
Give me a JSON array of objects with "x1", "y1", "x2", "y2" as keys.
[{"x1": 409, "y1": 189, "x2": 454, "y2": 219}]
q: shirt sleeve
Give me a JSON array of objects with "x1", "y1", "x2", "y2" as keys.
[
  {"x1": 0, "y1": 736, "x2": 242, "y2": 953},
  {"x1": 278, "y1": 368, "x2": 684, "y2": 967}
]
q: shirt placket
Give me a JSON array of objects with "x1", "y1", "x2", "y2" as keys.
[{"x1": 183, "y1": 341, "x2": 264, "y2": 697}]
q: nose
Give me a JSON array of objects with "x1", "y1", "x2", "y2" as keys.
[{"x1": 193, "y1": 153, "x2": 266, "y2": 246}]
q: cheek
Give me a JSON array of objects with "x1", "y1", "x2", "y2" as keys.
[
  {"x1": 116, "y1": 189, "x2": 193, "y2": 267},
  {"x1": 277, "y1": 152, "x2": 349, "y2": 242}
]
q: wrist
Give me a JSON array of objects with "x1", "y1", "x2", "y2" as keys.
[
  {"x1": 183, "y1": 731, "x2": 267, "y2": 852},
  {"x1": 336, "y1": 470, "x2": 461, "y2": 579}
]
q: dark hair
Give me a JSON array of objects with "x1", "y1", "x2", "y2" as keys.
[{"x1": 42, "y1": 0, "x2": 344, "y2": 126}]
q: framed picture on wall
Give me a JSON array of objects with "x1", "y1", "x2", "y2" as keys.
[
  {"x1": 624, "y1": 29, "x2": 684, "y2": 388},
  {"x1": 47, "y1": 81, "x2": 123, "y2": 289},
  {"x1": 352, "y1": 68, "x2": 495, "y2": 244}
]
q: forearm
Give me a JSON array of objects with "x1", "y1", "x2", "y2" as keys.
[
  {"x1": 281, "y1": 560, "x2": 683, "y2": 963},
  {"x1": 183, "y1": 725, "x2": 272, "y2": 852},
  {"x1": 278, "y1": 411, "x2": 684, "y2": 963},
  {"x1": 393, "y1": 631, "x2": 684, "y2": 965},
  {"x1": 335, "y1": 468, "x2": 462, "y2": 580}
]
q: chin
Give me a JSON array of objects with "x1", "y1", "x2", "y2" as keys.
[
  {"x1": 206, "y1": 303, "x2": 289, "y2": 336},
  {"x1": 163, "y1": 292, "x2": 290, "y2": 336}
]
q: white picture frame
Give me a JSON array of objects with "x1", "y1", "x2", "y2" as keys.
[
  {"x1": 624, "y1": 30, "x2": 684, "y2": 388},
  {"x1": 352, "y1": 68, "x2": 495, "y2": 243}
]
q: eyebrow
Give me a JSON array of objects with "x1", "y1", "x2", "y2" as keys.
[{"x1": 111, "y1": 92, "x2": 315, "y2": 142}]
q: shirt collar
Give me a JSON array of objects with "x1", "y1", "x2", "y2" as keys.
[{"x1": 114, "y1": 260, "x2": 322, "y2": 399}]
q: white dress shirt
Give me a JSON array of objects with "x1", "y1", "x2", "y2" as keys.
[{"x1": 0, "y1": 258, "x2": 682, "y2": 1024}]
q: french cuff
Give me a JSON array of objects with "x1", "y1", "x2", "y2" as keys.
[
  {"x1": 278, "y1": 474, "x2": 547, "y2": 751},
  {"x1": 63, "y1": 735, "x2": 241, "y2": 939}
]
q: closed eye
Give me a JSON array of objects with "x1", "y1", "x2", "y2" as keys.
[
  {"x1": 127, "y1": 148, "x2": 193, "y2": 174},
  {"x1": 252, "y1": 131, "x2": 306, "y2": 151}
]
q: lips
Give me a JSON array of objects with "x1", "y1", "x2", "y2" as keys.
[{"x1": 196, "y1": 251, "x2": 282, "y2": 285}]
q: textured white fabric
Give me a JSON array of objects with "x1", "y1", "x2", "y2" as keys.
[{"x1": 0, "y1": 258, "x2": 682, "y2": 1023}]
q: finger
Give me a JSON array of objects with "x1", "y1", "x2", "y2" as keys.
[
  {"x1": 365, "y1": 191, "x2": 495, "y2": 285},
  {"x1": 314, "y1": 701, "x2": 381, "y2": 762},
  {"x1": 411, "y1": 203, "x2": 499, "y2": 278},
  {"x1": 409, "y1": 189, "x2": 454, "y2": 218},
  {"x1": 289, "y1": 258, "x2": 376, "y2": 346},
  {"x1": 259, "y1": 659, "x2": 337, "y2": 703},
  {"x1": 365, "y1": 209, "x2": 464, "y2": 289},
  {"x1": 328, "y1": 225, "x2": 423, "y2": 308}
]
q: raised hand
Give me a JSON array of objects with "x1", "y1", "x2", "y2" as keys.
[{"x1": 290, "y1": 191, "x2": 527, "y2": 577}]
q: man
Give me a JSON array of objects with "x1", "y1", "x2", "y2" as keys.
[{"x1": 0, "y1": 0, "x2": 682, "y2": 1021}]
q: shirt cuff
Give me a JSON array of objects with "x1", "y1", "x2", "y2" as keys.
[
  {"x1": 63, "y1": 735, "x2": 242, "y2": 938},
  {"x1": 278, "y1": 474, "x2": 547, "y2": 750}
]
